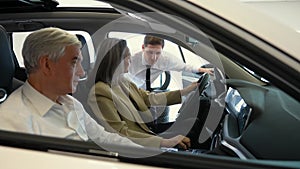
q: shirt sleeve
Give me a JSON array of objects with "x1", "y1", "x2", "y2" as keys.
[{"x1": 161, "y1": 52, "x2": 199, "y2": 73}]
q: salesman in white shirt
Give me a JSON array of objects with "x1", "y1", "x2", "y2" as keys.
[
  {"x1": 0, "y1": 27, "x2": 141, "y2": 148},
  {"x1": 128, "y1": 35, "x2": 213, "y2": 90}
]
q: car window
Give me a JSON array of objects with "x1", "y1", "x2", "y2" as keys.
[
  {"x1": 108, "y1": 31, "x2": 210, "y2": 89},
  {"x1": 0, "y1": 1, "x2": 300, "y2": 168},
  {"x1": 108, "y1": 31, "x2": 213, "y2": 122},
  {"x1": 12, "y1": 30, "x2": 95, "y2": 67},
  {"x1": 181, "y1": 46, "x2": 209, "y2": 69}
]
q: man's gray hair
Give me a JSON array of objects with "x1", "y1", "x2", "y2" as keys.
[{"x1": 22, "y1": 27, "x2": 81, "y2": 73}]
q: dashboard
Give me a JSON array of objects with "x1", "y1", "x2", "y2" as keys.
[
  {"x1": 214, "y1": 80, "x2": 300, "y2": 160},
  {"x1": 219, "y1": 87, "x2": 255, "y2": 159},
  {"x1": 225, "y1": 88, "x2": 252, "y2": 136}
]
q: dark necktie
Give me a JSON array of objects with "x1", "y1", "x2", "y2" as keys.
[{"x1": 146, "y1": 65, "x2": 152, "y2": 91}]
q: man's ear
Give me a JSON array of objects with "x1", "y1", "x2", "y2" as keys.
[
  {"x1": 39, "y1": 55, "x2": 52, "y2": 75},
  {"x1": 142, "y1": 44, "x2": 145, "y2": 50}
]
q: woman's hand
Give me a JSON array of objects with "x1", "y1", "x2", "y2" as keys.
[{"x1": 160, "y1": 135, "x2": 191, "y2": 150}]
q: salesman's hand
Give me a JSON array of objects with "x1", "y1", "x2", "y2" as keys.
[{"x1": 199, "y1": 67, "x2": 214, "y2": 75}]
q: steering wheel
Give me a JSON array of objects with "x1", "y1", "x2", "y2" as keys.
[
  {"x1": 154, "y1": 71, "x2": 171, "y2": 92},
  {"x1": 177, "y1": 72, "x2": 210, "y2": 116},
  {"x1": 172, "y1": 72, "x2": 211, "y2": 146},
  {"x1": 176, "y1": 69, "x2": 227, "y2": 149}
]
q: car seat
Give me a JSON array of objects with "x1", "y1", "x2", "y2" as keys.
[
  {"x1": 72, "y1": 34, "x2": 98, "y2": 120},
  {"x1": 73, "y1": 34, "x2": 90, "y2": 102},
  {"x1": 0, "y1": 25, "x2": 23, "y2": 103}
]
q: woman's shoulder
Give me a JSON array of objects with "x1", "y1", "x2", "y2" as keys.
[
  {"x1": 93, "y1": 81, "x2": 112, "y2": 96},
  {"x1": 118, "y1": 74, "x2": 139, "y2": 89},
  {"x1": 94, "y1": 81, "x2": 109, "y2": 88}
]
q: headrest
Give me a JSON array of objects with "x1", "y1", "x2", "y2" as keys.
[{"x1": 76, "y1": 34, "x2": 90, "y2": 74}]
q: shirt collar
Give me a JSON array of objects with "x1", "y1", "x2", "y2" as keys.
[{"x1": 22, "y1": 81, "x2": 59, "y2": 117}]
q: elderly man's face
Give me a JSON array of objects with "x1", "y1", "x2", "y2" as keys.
[
  {"x1": 49, "y1": 45, "x2": 85, "y2": 95},
  {"x1": 142, "y1": 44, "x2": 162, "y2": 65}
]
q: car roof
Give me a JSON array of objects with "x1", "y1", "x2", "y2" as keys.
[{"x1": 188, "y1": 0, "x2": 300, "y2": 63}]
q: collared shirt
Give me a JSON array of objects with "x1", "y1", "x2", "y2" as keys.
[
  {"x1": 0, "y1": 81, "x2": 141, "y2": 147},
  {"x1": 128, "y1": 51, "x2": 198, "y2": 89}
]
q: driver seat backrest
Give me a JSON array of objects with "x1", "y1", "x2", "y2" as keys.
[
  {"x1": 0, "y1": 25, "x2": 16, "y2": 103},
  {"x1": 0, "y1": 25, "x2": 24, "y2": 104}
]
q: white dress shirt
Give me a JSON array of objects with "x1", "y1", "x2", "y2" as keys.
[
  {"x1": 0, "y1": 81, "x2": 141, "y2": 147},
  {"x1": 128, "y1": 51, "x2": 198, "y2": 89}
]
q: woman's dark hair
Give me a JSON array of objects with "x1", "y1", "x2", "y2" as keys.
[{"x1": 94, "y1": 38, "x2": 128, "y2": 84}]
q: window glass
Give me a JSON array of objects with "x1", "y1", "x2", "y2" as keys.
[
  {"x1": 108, "y1": 32, "x2": 209, "y2": 89},
  {"x1": 12, "y1": 30, "x2": 95, "y2": 67},
  {"x1": 181, "y1": 47, "x2": 209, "y2": 68},
  {"x1": 57, "y1": 0, "x2": 112, "y2": 7},
  {"x1": 108, "y1": 31, "x2": 214, "y2": 122}
]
